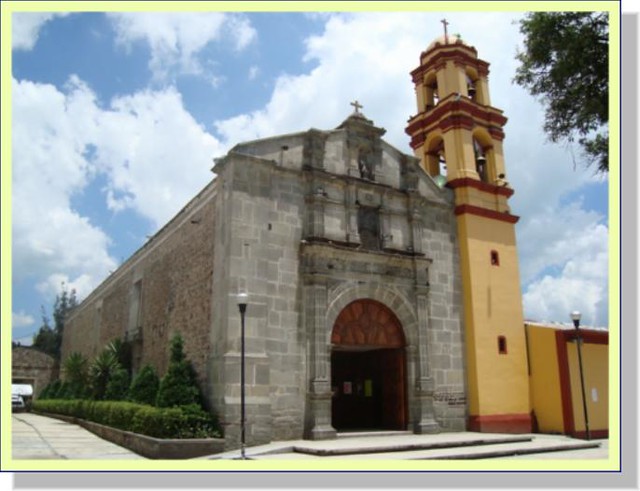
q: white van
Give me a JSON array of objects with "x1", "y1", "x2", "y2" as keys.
[
  {"x1": 12, "y1": 394, "x2": 25, "y2": 411},
  {"x1": 12, "y1": 384, "x2": 33, "y2": 412}
]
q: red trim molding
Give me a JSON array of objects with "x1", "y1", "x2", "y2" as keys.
[
  {"x1": 411, "y1": 46, "x2": 489, "y2": 83},
  {"x1": 448, "y1": 177, "x2": 514, "y2": 197},
  {"x1": 454, "y1": 204, "x2": 519, "y2": 223},
  {"x1": 556, "y1": 330, "x2": 575, "y2": 435},
  {"x1": 405, "y1": 97, "x2": 507, "y2": 139},
  {"x1": 468, "y1": 413, "x2": 532, "y2": 433},
  {"x1": 573, "y1": 429, "x2": 609, "y2": 440}
]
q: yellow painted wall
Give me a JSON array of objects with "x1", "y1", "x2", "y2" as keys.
[
  {"x1": 526, "y1": 324, "x2": 609, "y2": 435},
  {"x1": 458, "y1": 213, "x2": 530, "y2": 416},
  {"x1": 525, "y1": 325, "x2": 564, "y2": 433},
  {"x1": 566, "y1": 341, "x2": 609, "y2": 433}
]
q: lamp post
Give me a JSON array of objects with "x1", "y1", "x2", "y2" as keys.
[
  {"x1": 570, "y1": 311, "x2": 591, "y2": 441},
  {"x1": 237, "y1": 292, "x2": 248, "y2": 459}
]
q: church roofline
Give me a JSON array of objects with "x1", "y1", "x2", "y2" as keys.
[{"x1": 524, "y1": 320, "x2": 609, "y2": 332}]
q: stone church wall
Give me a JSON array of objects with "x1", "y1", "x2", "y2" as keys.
[
  {"x1": 62, "y1": 182, "x2": 217, "y2": 401},
  {"x1": 210, "y1": 152, "x2": 308, "y2": 446}
]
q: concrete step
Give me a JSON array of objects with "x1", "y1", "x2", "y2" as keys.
[
  {"x1": 205, "y1": 432, "x2": 605, "y2": 461},
  {"x1": 254, "y1": 438, "x2": 600, "y2": 460},
  {"x1": 336, "y1": 430, "x2": 412, "y2": 439},
  {"x1": 292, "y1": 434, "x2": 532, "y2": 457}
]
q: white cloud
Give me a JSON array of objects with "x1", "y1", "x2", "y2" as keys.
[
  {"x1": 12, "y1": 311, "x2": 35, "y2": 329},
  {"x1": 12, "y1": 12, "x2": 69, "y2": 51},
  {"x1": 12, "y1": 76, "x2": 223, "y2": 310},
  {"x1": 108, "y1": 12, "x2": 257, "y2": 82},
  {"x1": 214, "y1": 12, "x2": 523, "y2": 152},
  {"x1": 522, "y1": 241, "x2": 608, "y2": 327},
  {"x1": 36, "y1": 273, "x2": 98, "y2": 303},
  {"x1": 92, "y1": 87, "x2": 222, "y2": 226},
  {"x1": 12, "y1": 78, "x2": 116, "y2": 292}
]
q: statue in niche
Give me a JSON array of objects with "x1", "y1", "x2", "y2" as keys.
[{"x1": 358, "y1": 149, "x2": 375, "y2": 180}]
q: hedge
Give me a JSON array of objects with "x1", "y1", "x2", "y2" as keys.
[{"x1": 33, "y1": 399, "x2": 221, "y2": 439}]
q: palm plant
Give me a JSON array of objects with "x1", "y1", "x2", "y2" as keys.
[
  {"x1": 62, "y1": 352, "x2": 89, "y2": 399},
  {"x1": 89, "y1": 350, "x2": 121, "y2": 400}
]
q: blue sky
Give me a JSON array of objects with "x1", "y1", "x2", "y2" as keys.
[{"x1": 8, "y1": 8, "x2": 611, "y2": 345}]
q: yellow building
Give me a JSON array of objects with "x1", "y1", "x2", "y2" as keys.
[
  {"x1": 525, "y1": 322, "x2": 609, "y2": 438},
  {"x1": 406, "y1": 33, "x2": 531, "y2": 433}
]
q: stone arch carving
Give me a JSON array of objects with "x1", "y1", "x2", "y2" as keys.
[
  {"x1": 331, "y1": 299, "x2": 405, "y2": 348},
  {"x1": 326, "y1": 283, "x2": 418, "y2": 348}
]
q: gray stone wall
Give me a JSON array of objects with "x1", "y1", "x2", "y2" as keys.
[
  {"x1": 62, "y1": 182, "x2": 217, "y2": 402},
  {"x1": 221, "y1": 115, "x2": 466, "y2": 439},
  {"x1": 211, "y1": 152, "x2": 307, "y2": 448},
  {"x1": 12, "y1": 347, "x2": 59, "y2": 397}
]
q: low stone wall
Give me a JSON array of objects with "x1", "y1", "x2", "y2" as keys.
[{"x1": 35, "y1": 411, "x2": 225, "y2": 459}]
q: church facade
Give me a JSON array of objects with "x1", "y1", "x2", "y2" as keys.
[{"x1": 62, "y1": 34, "x2": 532, "y2": 448}]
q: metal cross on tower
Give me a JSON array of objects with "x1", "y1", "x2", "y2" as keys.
[
  {"x1": 441, "y1": 18, "x2": 450, "y2": 43},
  {"x1": 350, "y1": 100, "x2": 363, "y2": 113}
]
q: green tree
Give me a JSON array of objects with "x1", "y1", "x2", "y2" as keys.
[
  {"x1": 32, "y1": 283, "x2": 78, "y2": 359},
  {"x1": 156, "y1": 333, "x2": 201, "y2": 408},
  {"x1": 129, "y1": 364, "x2": 160, "y2": 406},
  {"x1": 514, "y1": 12, "x2": 609, "y2": 172},
  {"x1": 32, "y1": 308, "x2": 57, "y2": 357}
]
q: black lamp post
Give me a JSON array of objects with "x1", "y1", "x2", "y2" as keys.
[
  {"x1": 570, "y1": 310, "x2": 591, "y2": 441},
  {"x1": 237, "y1": 292, "x2": 248, "y2": 459}
]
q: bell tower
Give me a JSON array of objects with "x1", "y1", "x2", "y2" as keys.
[{"x1": 406, "y1": 29, "x2": 532, "y2": 433}]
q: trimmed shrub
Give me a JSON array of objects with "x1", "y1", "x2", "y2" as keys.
[
  {"x1": 129, "y1": 365, "x2": 159, "y2": 406},
  {"x1": 156, "y1": 361, "x2": 199, "y2": 408},
  {"x1": 130, "y1": 406, "x2": 184, "y2": 438},
  {"x1": 32, "y1": 399, "x2": 221, "y2": 439},
  {"x1": 105, "y1": 368, "x2": 130, "y2": 401},
  {"x1": 156, "y1": 334, "x2": 200, "y2": 408}
]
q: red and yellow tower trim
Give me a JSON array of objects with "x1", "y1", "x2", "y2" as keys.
[{"x1": 406, "y1": 32, "x2": 532, "y2": 433}]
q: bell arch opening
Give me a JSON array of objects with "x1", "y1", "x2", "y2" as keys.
[{"x1": 330, "y1": 299, "x2": 408, "y2": 432}]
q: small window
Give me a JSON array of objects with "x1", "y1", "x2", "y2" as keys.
[
  {"x1": 498, "y1": 336, "x2": 507, "y2": 354},
  {"x1": 490, "y1": 250, "x2": 500, "y2": 266}
]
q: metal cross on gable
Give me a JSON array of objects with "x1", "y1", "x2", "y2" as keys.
[{"x1": 350, "y1": 100, "x2": 363, "y2": 113}]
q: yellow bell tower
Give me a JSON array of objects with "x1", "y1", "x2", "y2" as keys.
[{"x1": 406, "y1": 27, "x2": 532, "y2": 433}]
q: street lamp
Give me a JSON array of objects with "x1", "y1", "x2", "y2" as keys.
[
  {"x1": 570, "y1": 311, "x2": 591, "y2": 441},
  {"x1": 237, "y1": 292, "x2": 248, "y2": 459}
]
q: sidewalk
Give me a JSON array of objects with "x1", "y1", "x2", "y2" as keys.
[
  {"x1": 11, "y1": 412, "x2": 609, "y2": 461},
  {"x1": 11, "y1": 413, "x2": 146, "y2": 460}
]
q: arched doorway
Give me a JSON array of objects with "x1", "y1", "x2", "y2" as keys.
[{"x1": 330, "y1": 299, "x2": 407, "y2": 431}]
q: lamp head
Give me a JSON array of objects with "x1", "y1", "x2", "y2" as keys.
[
  {"x1": 237, "y1": 292, "x2": 249, "y2": 313},
  {"x1": 570, "y1": 310, "x2": 581, "y2": 329}
]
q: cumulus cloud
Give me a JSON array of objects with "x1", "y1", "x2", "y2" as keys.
[
  {"x1": 12, "y1": 12, "x2": 70, "y2": 51},
  {"x1": 12, "y1": 311, "x2": 35, "y2": 329},
  {"x1": 12, "y1": 76, "x2": 223, "y2": 307},
  {"x1": 92, "y1": 87, "x2": 222, "y2": 225},
  {"x1": 108, "y1": 12, "x2": 257, "y2": 82},
  {"x1": 12, "y1": 77, "x2": 116, "y2": 294}
]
